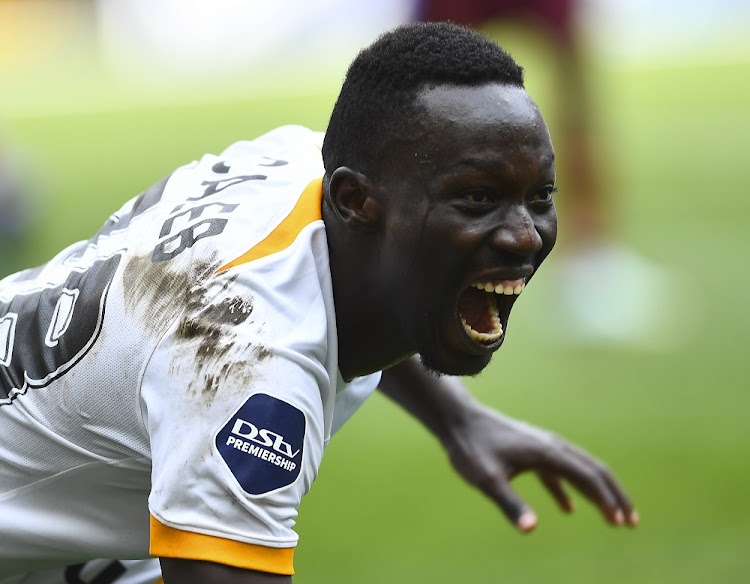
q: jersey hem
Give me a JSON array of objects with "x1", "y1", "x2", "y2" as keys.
[{"x1": 149, "y1": 514, "x2": 296, "y2": 575}]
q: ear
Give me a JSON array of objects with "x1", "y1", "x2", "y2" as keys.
[{"x1": 327, "y1": 167, "x2": 382, "y2": 229}]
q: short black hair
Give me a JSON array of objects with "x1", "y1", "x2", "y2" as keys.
[{"x1": 322, "y1": 21, "x2": 525, "y2": 179}]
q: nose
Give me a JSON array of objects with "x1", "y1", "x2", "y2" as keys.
[{"x1": 489, "y1": 205, "x2": 543, "y2": 256}]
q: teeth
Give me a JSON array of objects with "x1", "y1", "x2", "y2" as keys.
[
  {"x1": 463, "y1": 320, "x2": 503, "y2": 343},
  {"x1": 474, "y1": 280, "x2": 525, "y2": 296},
  {"x1": 468, "y1": 328, "x2": 503, "y2": 342},
  {"x1": 461, "y1": 301, "x2": 503, "y2": 343},
  {"x1": 462, "y1": 280, "x2": 524, "y2": 344}
]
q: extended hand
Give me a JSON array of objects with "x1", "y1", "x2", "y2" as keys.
[
  {"x1": 378, "y1": 357, "x2": 638, "y2": 533},
  {"x1": 444, "y1": 403, "x2": 638, "y2": 532}
]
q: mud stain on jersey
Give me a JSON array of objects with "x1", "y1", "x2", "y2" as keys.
[
  {"x1": 177, "y1": 296, "x2": 254, "y2": 341},
  {"x1": 123, "y1": 251, "x2": 271, "y2": 404},
  {"x1": 253, "y1": 345, "x2": 272, "y2": 362},
  {"x1": 194, "y1": 341, "x2": 271, "y2": 402},
  {"x1": 177, "y1": 277, "x2": 253, "y2": 367},
  {"x1": 171, "y1": 272, "x2": 271, "y2": 403},
  {"x1": 122, "y1": 253, "x2": 220, "y2": 336},
  {"x1": 202, "y1": 362, "x2": 234, "y2": 400}
]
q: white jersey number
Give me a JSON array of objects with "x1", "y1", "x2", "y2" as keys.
[{"x1": 0, "y1": 255, "x2": 121, "y2": 406}]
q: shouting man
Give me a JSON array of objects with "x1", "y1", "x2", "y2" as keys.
[{"x1": 0, "y1": 22, "x2": 636, "y2": 584}]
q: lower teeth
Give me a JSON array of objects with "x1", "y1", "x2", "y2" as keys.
[{"x1": 461, "y1": 318, "x2": 503, "y2": 342}]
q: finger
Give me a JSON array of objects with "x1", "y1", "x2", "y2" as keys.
[
  {"x1": 572, "y1": 468, "x2": 637, "y2": 526},
  {"x1": 486, "y1": 480, "x2": 538, "y2": 533},
  {"x1": 564, "y1": 466, "x2": 623, "y2": 525},
  {"x1": 545, "y1": 446, "x2": 634, "y2": 526},
  {"x1": 565, "y1": 449, "x2": 637, "y2": 526},
  {"x1": 598, "y1": 470, "x2": 638, "y2": 527},
  {"x1": 537, "y1": 472, "x2": 574, "y2": 513},
  {"x1": 517, "y1": 511, "x2": 538, "y2": 533}
]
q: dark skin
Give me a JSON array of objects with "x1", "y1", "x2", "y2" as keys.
[
  {"x1": 160, "y1": 560, "x2": 291, "y2": 583},
  {"x1": 326, "y1": 83, "x2": 557, "y2": 378},
  {"x1": 162, "y1": 83, "x2": 636, "y2": 583}
]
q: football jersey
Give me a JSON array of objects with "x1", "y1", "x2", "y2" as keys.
[{"x1": 0, "y1": 126, "x2": 381, "y2": 579}]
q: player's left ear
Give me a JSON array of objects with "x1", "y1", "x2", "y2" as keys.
[{"x1": 327, "y1": 167, "x2": 382, "y2": 230}]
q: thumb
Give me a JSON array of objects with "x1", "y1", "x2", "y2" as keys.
[{"x1": 490, "y1": 481, "x2": 538, "y2": 533}]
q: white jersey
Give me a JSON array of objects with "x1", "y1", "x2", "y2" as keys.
[{"x1": 0, "y1": 126, "x2": 381, "y2": 579}]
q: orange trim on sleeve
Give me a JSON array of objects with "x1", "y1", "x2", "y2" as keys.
[
  {"x1": 150, "y1": 514, "x2": 295, "y2": 576},
  {"x1": 217, "y1": 178, "x2": 323, "y2": 273}
]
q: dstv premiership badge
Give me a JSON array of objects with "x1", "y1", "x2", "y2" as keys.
[{"x1": 216, "y1": 393, "x2": 305, "y2": 495}]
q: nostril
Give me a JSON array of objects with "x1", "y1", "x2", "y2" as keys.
[{"x1": 490, "y1": 222, "x2": 543, "y2": 254}]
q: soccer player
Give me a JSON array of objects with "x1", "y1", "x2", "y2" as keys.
[{"x1": 0, "y1": 22, "x2": 636, "y2": 584}]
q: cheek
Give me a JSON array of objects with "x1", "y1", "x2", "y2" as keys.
[
  {"x1": 537, "y1": 210, "x2": 558, "y2": 248},
  {"x1": 423, "y1": 222, "x2": 478, "y2": 271},
  {"x1": 531, "y1": 212, "x2": 557, "y2": 268}
]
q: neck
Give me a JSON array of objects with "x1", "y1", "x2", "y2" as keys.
[{"x1": 323, "y1": 205, "x2": 414, "y2": 380}]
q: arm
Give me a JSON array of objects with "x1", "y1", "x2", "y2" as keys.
[
  {"x1": 378, "y1": 356, "x2": 638, "y2": 532},
  {"x1": 160, "y1": 559, "x2": 292, "y2": 584}
]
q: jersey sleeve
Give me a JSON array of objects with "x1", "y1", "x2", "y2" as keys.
[
  {"x1": 135, "y1": 128, "x2": 338, "y2": 576},
  {"x1": 140, "y1": 236, "x2": 334, "y2": 576}
]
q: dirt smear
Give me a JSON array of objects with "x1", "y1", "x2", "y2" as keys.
[{"x1": 123, "y1": 251, "x2": 273, "y2": 405}]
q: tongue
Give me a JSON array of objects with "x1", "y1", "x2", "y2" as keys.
[{"x1": 458, "y1": 287, "x2": 494, "y2": 333}]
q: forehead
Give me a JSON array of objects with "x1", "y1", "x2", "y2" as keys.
[
  {"x1": 418, "y1": 83, "x2": 541, "y2": 124},
  {"x1": 407, "y1": 83, "x2": 553, "y2": 167}
]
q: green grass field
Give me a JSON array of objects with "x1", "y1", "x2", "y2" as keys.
[{"x1": 3, "y1": 49, "x2": 749, "y2": 582}]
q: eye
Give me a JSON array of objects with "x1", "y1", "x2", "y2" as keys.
[
  {"x1": 529, "y1": 186, "x2": 557, "y2": 205},
  {"x1": 461, "y1": 191, "x2": 493, "y2": 204}
]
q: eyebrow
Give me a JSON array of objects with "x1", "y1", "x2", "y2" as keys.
[{"x1": 449, "y1": 153, "x2": 556, "y2": 174}]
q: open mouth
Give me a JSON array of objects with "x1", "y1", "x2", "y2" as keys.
[{"x1": 457, "y1": 279, "x2": 526, "y2": 344}]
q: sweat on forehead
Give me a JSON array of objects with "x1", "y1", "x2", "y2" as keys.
[
  {"x1": 322, "y1": 22, "x2": 526, "y2": 178},
  {"x1": 377, "y1": 83, "x2": 550, "y2": 177}
]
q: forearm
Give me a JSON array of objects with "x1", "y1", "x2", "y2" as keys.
[
  {"x1": 378, "y1": 355, "x2": 479, "y2": 446},
  {"x1": 160, "y1": 558, "x2": 292, "y2": 584}
]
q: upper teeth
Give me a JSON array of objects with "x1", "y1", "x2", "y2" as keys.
[{"x1": 474, "y1": 281, "x2": 525, "y2": 295}]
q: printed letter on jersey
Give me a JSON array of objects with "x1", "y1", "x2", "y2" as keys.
[{"x1": 216, "y1": 393, "x2": 305, "y2": 495}]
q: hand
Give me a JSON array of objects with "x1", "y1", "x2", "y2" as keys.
[
  {"x1": 443, "y1": 403, "x2": 638, "y2": 532},
  {"x1": 378, "y1": 357, "x2": 638, "y2": 533}
]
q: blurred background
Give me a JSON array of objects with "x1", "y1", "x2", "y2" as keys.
[{"x1": 2, "y1": 0, "x2": 749, "y2": 581}]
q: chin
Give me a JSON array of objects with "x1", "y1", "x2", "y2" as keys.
[{"x1": 418, "y1": 350, "x2": 494, "y2": 378}]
